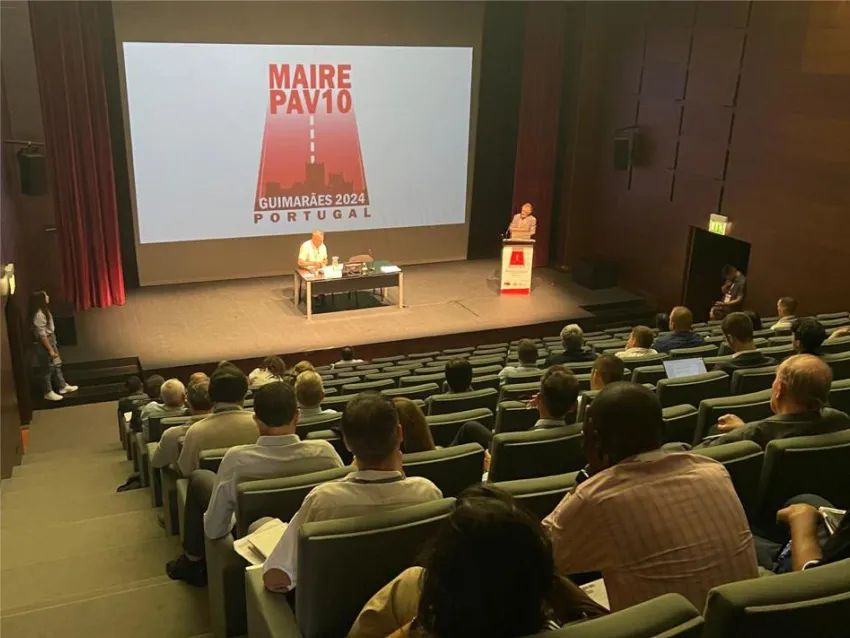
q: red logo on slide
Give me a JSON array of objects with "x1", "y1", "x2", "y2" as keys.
[
  {"x1": 254, "y1": 64, "x2": 370, "y2": 213},
  {"x1": 509, "y1": 249, "x2": 525, "y2": 266}
]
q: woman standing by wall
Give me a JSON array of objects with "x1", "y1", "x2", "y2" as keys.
[{"x1": 30, "y1": 291, "x2": 77, "y2": 401}]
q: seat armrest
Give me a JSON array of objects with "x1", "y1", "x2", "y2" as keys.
[
  {"x1": 176, "y1": 478, "x2": 189, "y2": 543},
  {"x1": 207, "y1": 534, "x2": 251, "y2": 638},
  {"x1": 146, "y1": 443, "x2": 163, "y2": 507},
  {"x1": 135, "y1": 433, "x2": 150, "y2": 488},
  {"x1": 246, "y1": 566, "x2": 302, "y2": 638}
]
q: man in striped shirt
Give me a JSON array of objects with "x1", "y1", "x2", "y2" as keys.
[{"x1": 543, "y1": 383, "x2": 758, "y2": 612}]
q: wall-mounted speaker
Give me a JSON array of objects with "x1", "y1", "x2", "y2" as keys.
[
  {"x1": 613, "y1": 132, "x2": 635, "y2": 171},
  {"x1": 17, "y1": 149, "x2": 48, "y2": 196}
]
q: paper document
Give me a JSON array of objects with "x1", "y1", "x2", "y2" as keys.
[
  {"x1": 233, "y1": 519, "x2": 288, "y2": 566},
  {"x1": 380, "y1": 265, "x2": 401, "y2": 273},
  {"x1": 123, "y1": 412, "x2": 132, "y2": 422},
  {"x1": 580, "y1": 578, "x2": 610, "y2": 610},
  {"x1": 820, "y1": 507, "x2": 846, "y2": 535}
]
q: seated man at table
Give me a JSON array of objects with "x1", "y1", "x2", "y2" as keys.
[{"x1": 298, "y1": 230, "x2": 328, "y2": 269}]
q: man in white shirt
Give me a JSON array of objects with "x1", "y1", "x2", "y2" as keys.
[
  {"x1": 297, "y1": 230, "x2": 328, "y2": 269},
  {"x1": 771, "y1": 296, "x2": 798, "y2": 331},
  {"x1": 499, "y1": 339, "x2": 539, "y2": 382},
  {"x1": 616, "y1": 326, "x2": 658, "y2": 360},
  {"x1": 295, "y1": 370, "x2": 338, "y2": 419},
  {"x1": 508, "y1": 202, "x2": 536, "y2": 238},
  {"x1": 140, "y1": 378, "x2": 187, "y2": 440},
  {"x1": 166, "y1": 381, "x2": 344, "y2": 586},
  {"x1": 262, "y1": 393, "x2": 443, "y2": 593}
]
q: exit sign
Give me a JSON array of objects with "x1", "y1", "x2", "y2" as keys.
[{"x1": 709, "y1": 214, "x2": 729, "y2": 235}]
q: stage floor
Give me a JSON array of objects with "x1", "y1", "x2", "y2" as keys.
[{"x1": 63, "y1": 259, "x2": 642, "y2": 369}]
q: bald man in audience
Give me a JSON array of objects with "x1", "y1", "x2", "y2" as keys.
[
  {"x1": 141, "y1": 379, "x2": 187, "y2": 440},
  {"x1": 697, "y1": 354, "x2": 850, "y2": 449},
  {"x1": 616, "y1": 326, "x2": 657, "y2": 359},
  {"x1": 652, "y1": 307, "x2": 705, "y2": 353}
]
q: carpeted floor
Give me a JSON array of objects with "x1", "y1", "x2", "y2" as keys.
[{"x1": 0, "y1": 403, "x2": 214, "y2": 638}]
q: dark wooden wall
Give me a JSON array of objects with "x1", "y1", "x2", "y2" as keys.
[{"x1": 556, "y1": 1, "x2": 850, "y2": 316}]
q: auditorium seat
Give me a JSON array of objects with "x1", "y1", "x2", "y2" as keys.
[
  {"x1": 371, "y1": 355, "x2": 405, "y2": 364},
  {"x1": 364, "y1": 369, "x2": 412, "y2": 385},
  {"x1": 471, "y1": 373, "x2": 501, "y2": 392},
  {"x1": 246, "y1": 500, "x2": 455, "y2": 638},
  {"x1": 561, "y1": 360, "x2": 597, "y2": 373},
  {"x1": 305, "y1": 430, "x2": 352, "y2": 464},
  {"x1": 823, "y1": 352, "x2": 850, "y2": 380},
  {"x1": 829, "y1": 379, "x2": 850, "y2": 413},
  {"x1": 488, "y1": 425, "x2": 584, "y2": 483},
  {"x1": 821, "y1": 336, "x2": 850, "y2": 355},
  {"x1": 499, "y1": 381, "x2": 540, "y2": 403},
  {"x1": 381, "y1": 382, "x2": 440, "y2": 402},
  {"x1": 590, "y1": 339, "x2": 628, "y2": 353},
  {"x1": 817, "y1": 311, "x2": 849, "y2": 321},
  {"x1": 758, "y1": 344, "x2": 795, "y2": 362},
  {"x1": 400, "y1": 372, "x2": 445, "y2": 387},
  {"x1": 408, "y1": 350, "x2": 440, "y2": 359},
  {"x1": 661, "y1": 404, "x2": 699, "y2": 444},
  {"x1": 541, "y1": 593, "x2": 703, "y2": 638},
  {"x1": 631, "y1": 364, "x2": 667, "y2": 386},
  {"x1": 442, "y1": 346, "x2": 475, "y2": 355},
  {"x1": 694, "y1": 389, "x2": 774, "y2": 444},
  {"x1": 656, "y1": 370, "x2": 730, "y2": 409},
  {"x1": 730, "y1": 366, "x2": 778, "y2": 395},
  {"x1": 402, "y1": 444, "x2": 485, "y2": 497},
  {"x1": 702, "y1": 558, "x2": 850, "y2": 638},
  {"x1": 206, "y1": 465, "x2": 356, "y2": 638},
  {"x1": 492, "y1": 472, "x2": 578, "y2": 521},
  {"x1": 322, "y1": 377, "x2": 358, "y2": 391},
  {"x1": 693, "y1": 440, "x2": 764, "y2": 520},
  {"x1": 198, "y1": 447, "x2": 228, "y2": 473},
  {"x1": 757, "y1": 429, "x2": 850, "y2": 530},
  {"x1": 576, "y1": 391, "x2": 599, "y2": 423},
  {"x1": 470, "y1": 363, "x2": 503, "y2": 376},
  {"x1": 703, "y1": 355, "x2": 734, "y2": 367},
  {"x1": 767, "y1": 335, "x2": 793, "y2": 346},
  {"x1": 467, "y1": 354, "x2": 506, "y2": 367},
  {"x1": 297, "y1": 411, "x2": 343, "y2": 436},
  {"x1": 494, "y1": 400, "x2": 539, "y2": 434},
  {"x1": 669, "y1": 344, "x2": 720, "y2": 359},
  {"x1": 427, "y1": 387, "x2": 499, "y2": 416},
  {"x1": 426, "y1": 407, "x2": 494, "y2": 447},
  {"x1": 820, "y1": 316, "x2": 850, "y2": 329},
  {"x1": 356, "y1": 363, "x2": 388, "y2": 372},
  {"x1": 341, "y1": 378, "x2": 395, "y2": 393},
  {"x1": 504, "y1": 368, "x2": 545, "y2": 382},
  {"x1": 321, "y1": 393, "x2": 358, "y2": 412}
]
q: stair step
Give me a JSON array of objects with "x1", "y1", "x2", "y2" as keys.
[
  {"x1": 0, "y1": 509, "x2": 165, "y2": 570},
  {"x1": 2, "y1": 488, "x2": 151, "y2": 527},
  {"x1": 5, "y1": 459, "x2": 131, "y2": 494},
  {"x1": 34, "y1": 383, "x2": 129, "y2": 410},
  {"x1": 1, "y1": 578, "x2": 210, "y2": 638},
  {"x1": 20, "y1": 445, "x2": 124, "y2": 466},
  {"x1": 1, "y1": 537, "x2": 180, "y2": 613},
  {"x1": 11, "y1": 453, "x2": 129, "y2": 478}
]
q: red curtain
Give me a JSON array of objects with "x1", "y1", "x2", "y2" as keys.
[
  {"x1": 512, "y1": 3, "x2": 567, "y2": 267},
  {"x1": 29, "y1": 1, "x2": 124, "y2": 309}
]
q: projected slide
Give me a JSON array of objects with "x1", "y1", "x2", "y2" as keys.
[{"x1": 122, "y1": 43, "x2": 473, "y2": 244}]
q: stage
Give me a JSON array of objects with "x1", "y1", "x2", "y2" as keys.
[{"x1": 62, "y1": 260, "x2": 646, "y2": 371}]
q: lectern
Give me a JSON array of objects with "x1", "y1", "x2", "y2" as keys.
[{"x1": 501, "y1": 238, "x2": 534, "y2": 295}]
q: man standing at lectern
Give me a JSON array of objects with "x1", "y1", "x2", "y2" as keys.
[
  {"x1": 298, "y1": 230, "x2": 328, "y2": 269},
  {"x1": 509, "y1": 202, "x2": 536, "y2": 239}
]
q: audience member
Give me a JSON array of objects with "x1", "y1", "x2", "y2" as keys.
[
  {"x1": 615, "y1": 326, "x2": 657, "y2": 360},
  {"x1": 755, "y1": 495, "x2": 850, "y2": 573},
  {"x1": 118, "y1": 376, "x2": 150, "y2": 413},
  {"x1": 288, "y1": 360, "x2": 316, "y2": 384},
  {"x1": 393, "y1": 397, "x2": 436, "y2": 454},
  {"x1": 140, "y1": 379, "x2": 187, "y2": 440},
  {"x1": 336, "y1": 346, "x2": 364, "y2": 366},
  {"x1": 717, "y1": 264, "x2": 747, "y2": 312},
  {"x1": 166, "y1": 382, "x2": 344, "y2": 586},
  {"x1": 349, "y1": 486, "x2": 607, "y2": 638},
  {"x1": 771, "y1": 297, "x2": 798, "y2": 331},
  {"x1": 792, "y1": 317, "x2": 827, "y2": 355},
  {"x1": 744, "y1": 309, "x2": 763, "y2": 332},
  {"x1": 589, "y1": 355, "x2": 625, "y2": 391},
  {"x1": 827, "y1": 326, "x2": 850, "y2": 341},
  {"x1": 444, "y1": 358, "x2": 473, "y2": 394},
  {"x1": 188, "y1": 371, "x2": 209, "y2": 387},
  {"x1": 545, "y1": 325, "x2": 595, "y2": 366},
  {"x1": 697, "y1": 354, "x2": 849, "y2": 449},
  {"x1": 709, "y1": 305, "x2": 725, "y2": 321},
  {"x1": 295, "y1": 370, "x2": 337, "y2": 417},
  {"x1": 655, "y1": 312, "x2": 670, "y2": 332},
  {"x1": 262, "y1": 393, "x2": 442, "y2": 592},
  {"x1": 249, "y1": 355, "x2": 287, "y2": 387},
  {"x1": 144, "y1": 374, "x2": 165, "y2": 400},
  {"x1": 532, "y1": 366, "x2": 580, "y2": 429},
  {"x1": 543, "y1": 382, "x2": 758, "y2": 611},
  {"x1": 186, "y1": 381, "x2": 213, "y2": 417},
  {"x1": 500, "y1": 339, "x2": 539, "y2": 381},
  {"x1": 174, "y1": 364, "x2": 258, "y2": 476},
  {"x1": 713, "y1": 312, "x2": 776, "y2": 377},
  {"x1": 652, "y1": 306, "x2": 705, "y2": 353}
]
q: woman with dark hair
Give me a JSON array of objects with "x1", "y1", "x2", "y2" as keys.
[
  {"x1": 744, "y1": 310, "x2": 763, "y2": 332},
  {"x1": 29, "y1": 291, "x2": 78, "y2": 401},
  {"x1": 348, "y1": 485, "x2": 607, "y2": 638},
  {"x1": 288, "y1": 360, "x2": 315, "y2": 384},
  {"x1": 655, "y1": 312, "x2": 670, "y2": 333},
  {"x1": 249, "y1": 355, "x2": 287, "y2": 387},
  {"x1": 393, "y1": 398, "x2": 435, "y2": 454}
]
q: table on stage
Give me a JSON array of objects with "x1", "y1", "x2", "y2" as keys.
[{"x1": 293, "y1": 266, "x2": 404, "y2": 320}]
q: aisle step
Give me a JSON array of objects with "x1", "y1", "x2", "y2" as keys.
[{"x1": 1, "y1": 489, "x2": 150, "y2": 527}]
